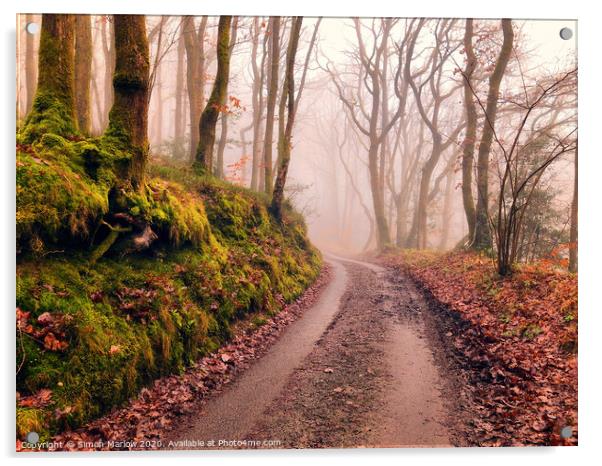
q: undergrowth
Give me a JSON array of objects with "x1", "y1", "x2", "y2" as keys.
[{"x1": 16, "y1": 128, "x2": 321, "y2": 440}]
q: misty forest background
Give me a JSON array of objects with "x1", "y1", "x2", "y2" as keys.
[{"x1": 17, "y1": 15, "x2": 578, "y2": 274}]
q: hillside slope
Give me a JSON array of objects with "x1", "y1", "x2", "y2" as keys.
[{"x1": 16, "y1": 132, "x2": 321, "y2": 440}]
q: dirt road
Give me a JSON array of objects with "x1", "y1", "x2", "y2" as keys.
[{"x1": 165, "y1": 255, "x2": 468, "y2": 449}]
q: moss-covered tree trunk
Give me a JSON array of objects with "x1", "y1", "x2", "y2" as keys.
[
  {"x1": 75, "y1": 15, "x2": 92, "y2": 135},
  {"x1": 194, "y1": 16, "x2": 232, "y2": 175},
  {"x1": 23, "y1": 14, "x2": 76, "y2": 143},
  {"x1": 106, "y1": 15, "x2": 150, "y2": 189},
  {"x1": 215, "y1": 17, "x2": 239, "y2": 179},
  {"x1": 270, "y1": 17, "x2": 303, "y2": 220}
]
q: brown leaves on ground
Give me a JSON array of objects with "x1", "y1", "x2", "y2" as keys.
[
  {"x1": 381, "y1": 251, "x2": 577, "y2": 446},
  {"x1": 17, "y1": 388, "x2": 53, "y2": 409},
  {"x1": 16, "y1": 308, "x2": 71, "y2": 352},
  {"x1": 43, "y1": 265, "x2": 332, "y2": 451}
]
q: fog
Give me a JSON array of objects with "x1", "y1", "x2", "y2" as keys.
[{"x1": 17, "y1": 15, "x2": 577, "y2": 257}]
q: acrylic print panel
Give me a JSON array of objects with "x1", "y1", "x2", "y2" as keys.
[{"x1": 15, "y1": 14, "x2": 577, "y2": 451}]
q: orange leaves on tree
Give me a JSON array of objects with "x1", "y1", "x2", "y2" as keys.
[
  {"x1": 225, "y1": 154, "x2": 250, "y2": 185},
  {"x1": 210, "y1": 96, "x2": 246, "y2": 117}
]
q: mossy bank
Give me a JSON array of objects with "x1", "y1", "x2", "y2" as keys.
[{"x1": 16, "y1": 133, "x2": 321, "y2": 440}]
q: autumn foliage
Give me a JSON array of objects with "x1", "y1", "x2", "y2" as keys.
[{"x1": 381, "y1": 250, "x2": 577, "y2": 446}]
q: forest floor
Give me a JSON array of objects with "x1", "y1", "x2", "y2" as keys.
[{"x1": 43, "y1": 251, "x2": 577, "y2": 450}]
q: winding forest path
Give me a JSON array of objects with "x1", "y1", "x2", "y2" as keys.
[{"x1": 165, "y1": 255, "x2": 464, "y2": 449}]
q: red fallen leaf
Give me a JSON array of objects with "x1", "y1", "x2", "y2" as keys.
[
  {"x1": 16, "y1": 308, "x2": 34, "y2": 333},
  {"x1": 109, "y1": 345, "x2": 121, "y2": 355},
  {"x1": 37, "y1": 312, "x2": 54, "y2": 326},
  {"x1": 221, "y1": 353, "x2": 233, "y2": 363},
  {"x1": 43, "y1": 333, "x2": 68, "y2": 351},
  {"x1": 19, "y1": 388, "x2": 53, "y2": 408},
  {"x1": 533, "y1": 420, "x2": 547, "y2": 432}
]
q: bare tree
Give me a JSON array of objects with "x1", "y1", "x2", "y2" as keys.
[
  {"x1": 472, "y1": 19, "x2": 514, "y2": 251},
  {"x1": 249, "y1": 18, "x2": 268, "y2": 190},
  {"x1": 569, "y1": 141, "x2": 578, "y2": 272},
  {"x1": 183, "y1": 16, "x2": 208, "y2": 162},
  {"x1": 460, "y1": 18, "x2": 477, "y2": 245},
  {"x1": 328, "y1": 19, "x2": 405, "y2": 250},
  {"x1": 262, "y1": 17, "x2": 281, "y2": 193},
  {"x1": 24, "y1": 13, "x2": 37, "y2": 115},
  {"x1": 100, "y1": 16, "x2": 115, "y2": 132},
  {"x1": 174, "y1": 22, "x2": 186, "y2": 152},
  {"x1": 490, "y1": 70, "x2": 577, "y2": 275},
  {"x1": 404, "y1": 19, "x2": 464, "y2": 249}
]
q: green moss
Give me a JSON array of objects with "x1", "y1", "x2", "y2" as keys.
[
  {"x1": 16, "y1": 408, "x2": 48, "y2": 440},
  {"x1": 16, "y1": 159, "x2": 321, "y2": 437},
  {"x1": 16, "y1": 132, "x2": 211, "y2": 254},
  {"x1": 20, "y1": 91, "x2": 78, "y2": 144},
  {"x1": 16, "y1": 141, "x2": 110, "y2": 247},
  {"x1": 20, "y1": 15, "x2": 77, "y2": 144},
  {"x1": 123, "y1": 179, "x2": 211, "y2": 248}
]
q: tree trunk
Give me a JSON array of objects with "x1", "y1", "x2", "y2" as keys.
[
  {"x1": 174, "y1": 24, "x2": 185, "y2": 155},
  {"x1": 368, "y1": 142, "x2": 391, "y2": 250},
  {"x1": 194, "y1": 16, "x2": 232, "y2": 175},
  {"x1": 215, "y1": 17, "x2": 239, "y2": 179},
  {"x1": 395, "y1": 196, "x2": 408, "y2": 247},
  {"x1": 416, "y1": 143, "x2": 442, "y2": 249},
  {"x1": 263, "y1": 17, "x2": 281, "y2": 195},
  {"x1": 569, "y1": 141, "x2": 578, "y2": 272},
  {"x1": 101, "y1": 17, "x2": 115, "y2": 132},
  {"x1": 250, "y1": 18, "x2": 267, "y2": 191},
  {"x1": 74, "y1": 15, "x2": 92, "y2": 135},
  {"x1": 461, "y1": 18, "x2": 477, "y2": 245},
  {"x1": 24, "y1": 13, "x2": 37, "y2": 115},
  {"x1": 24, "y1": 14, "x2": 76, "y2": 142},
  {"x1": 271, "y1": 17, "x2": 303, "y2": 220},
  {"x1": 154, "y1": 75, "x2": 163, "y2": 147},
  {"x1": 183, "y1": 16, "x2": 208, "y2": 163},
  {"x1": 239, "y1": 121, "x2": 253, "y2": 185},
  {"x1": 472, "y1": 19, "x2": 514, "y2": 251},
  {"x1": 438, "y1": 169, "x2": 454, "y2": 250},
  {"x1": 106, "y1": 15, "x2": 150, "y2": 189}
]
